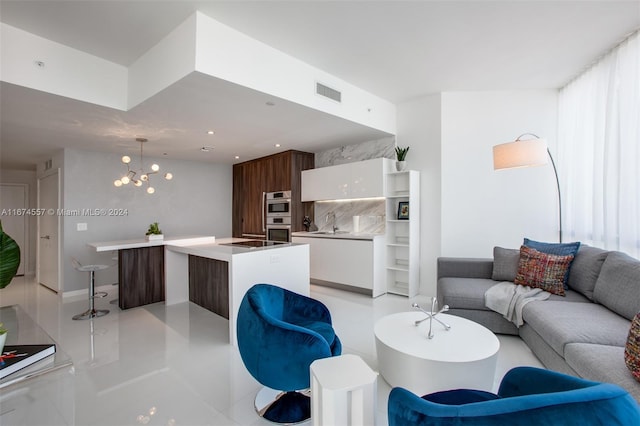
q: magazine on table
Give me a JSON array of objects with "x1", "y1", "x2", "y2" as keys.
[{"x1": 0, "y1": 344, "x2": 56, "y2": 379}]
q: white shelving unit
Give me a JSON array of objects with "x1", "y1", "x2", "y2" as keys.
[{"x1": 385, "y1": 170, "x2": 420, "y2": 297}]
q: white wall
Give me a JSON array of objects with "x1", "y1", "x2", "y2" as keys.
[
  {"x1": 61, "y1": 148, "x2": 232, "y2": 293},
  {"x1": 441, "y1": 90, "x2": 559, "y2": 257},
  {"x1": 397, "y1": 94, "x2": 442, "y2": 297},
  {"x1": 0, "y1": 169, "x2": 38, "y2": 274},
  {"x1": 0, "y1": 23, "x2": 127, "y2": 110}
]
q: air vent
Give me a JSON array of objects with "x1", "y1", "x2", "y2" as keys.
[
  {"x1": 316, "y1": 82, "x2": 342, "y2": 103},
  {"x1": 44, "y1": 159, "x2": 52, "y2": 170}
]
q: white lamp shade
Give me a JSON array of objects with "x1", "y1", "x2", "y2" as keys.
[{"x1": 493, "y1": 138, "x2": 548, "y2": 170}]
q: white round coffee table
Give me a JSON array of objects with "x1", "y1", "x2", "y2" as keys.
[{"x1": 374, "y1": 312, "x2": 500, "y2": 395}]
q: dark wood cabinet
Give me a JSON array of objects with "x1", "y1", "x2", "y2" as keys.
[
  {"x1": 118, "y1": 246, "x2": 165, "y2": 310},
  {"x1": 232, "y1": 150, "x2": 314, "y2": 238},
  {"x1": 189, "y1": 255, "x2": 229, "y2": 319}
]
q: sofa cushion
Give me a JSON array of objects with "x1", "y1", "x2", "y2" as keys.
[
  {"x1": 438, "y1": 278, "x2": 497, "y2": 311},
  {"x1": 625, "y1": 313, "x2": 640, "y2": 382},
  {"x1": 514, "y1": 246, "x2": 574, "y2": 295},
  {"x1": 522, "y1": 300, "x2": 631, "y2": 357},
  {"x1": 491, "y1": 247, "x2": 519, "y2": 281},
  {"x1": 523, "y1": 238, "x2": 581, "y2": 289},
  {"x1": 567, "y1": 245, "x2": 609, "y2": 301},
  {"x1": 565, "y1": 343, "x2": 640, "y2": 402},
  {"x1": 593, "y1": 251, "x2": 640, "y2": 320},
  {"x1": 548, "y1": 289, "x2": 591, "y2": 303}
]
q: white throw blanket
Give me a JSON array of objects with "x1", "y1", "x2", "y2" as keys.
[{"x1": 484, "y1": 282, "x2": 550, "y2": 327}]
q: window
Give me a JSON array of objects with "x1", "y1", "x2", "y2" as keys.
[{"x1": 558, "y1": 31, "x2": 640, "y2": 258}]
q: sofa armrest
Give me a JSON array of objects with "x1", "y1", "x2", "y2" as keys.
[{"x1": 437, "y1": 257, "x2": 494, "y2": 279}]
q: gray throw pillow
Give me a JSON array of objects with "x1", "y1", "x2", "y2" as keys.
[{"x1": 492, "y1": 246, "x2": 520, "y2": 282}]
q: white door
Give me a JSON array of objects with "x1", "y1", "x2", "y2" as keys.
[
  {"x1": 38, "y1": 171, "x2": 60, "y2": 292},
  {"x1": 0, "y1": 184, "x2": 27, "y2": 275}
]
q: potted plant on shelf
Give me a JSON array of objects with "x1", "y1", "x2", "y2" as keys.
[
  {"x1": 395, "y1": 146, "x2": 410, "y2": 171},
  {"x1": 0, "y1": 220, "x2": 21, "y2": 289},
  {"x1": 145, "y1": 222, "x2": 163, "y2": 241}
]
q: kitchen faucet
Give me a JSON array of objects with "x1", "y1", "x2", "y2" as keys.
[{"x1": 325, "y1": 211, "x2": 338, "y2": 233}]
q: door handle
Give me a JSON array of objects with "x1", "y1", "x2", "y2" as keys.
[
  {"x1": 40, "y1": 235, "x2": 50, "y2": 240},
  {"x1": 262, "y1": 191, "x2": 266, "y2": 232}
]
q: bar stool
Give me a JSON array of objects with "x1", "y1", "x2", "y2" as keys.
[{"x1": 72, "y1": 257, "x2": 110, "y2": 320}]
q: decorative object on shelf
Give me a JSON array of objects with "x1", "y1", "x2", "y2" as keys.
[
  {"x1": 303, "y1": 215, "x2": 312, "y2": 231},
  {"x1": 145, "y1": 222, "x2": 163, "y2": 241},
  {"x1": 395, "y1": 146, "x2": 410, "y2": 171},
  {"x1": 397, "y1": 201, "x2": 410, "y2": 220},
  {"x1": 412, "y1": 298, "x2": 451, "y2": 339},
  {"x1": 493, "y1": 133, "x2": 562, "y2": 242},
  {"x1": 0, "y1": 323, "x2": 6, "y2": 354},
  {"x1": 0, "y1": 220, "x2": 20, "y2": 289},
  {"x1": 114, "y1": 137, "x2": 173, "y2": 194}
]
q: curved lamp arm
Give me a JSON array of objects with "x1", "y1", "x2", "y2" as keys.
[{"x1": 494, "y1": 133, "x2": 563, "y2": 243}]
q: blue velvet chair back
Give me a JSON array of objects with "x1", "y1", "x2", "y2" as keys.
[
  {"x1": 388, "y1": 366, "x2": 640, "y2": 425},
  {"x1": 237, "y1": 284, "x2": 341, "y2": 392}
]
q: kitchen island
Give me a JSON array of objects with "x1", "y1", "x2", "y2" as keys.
[
  {"x1": 165, "y1": 238, "x2": 309, "y2": 346},
  {"x1": 90, "y1": 236, "x2": 310, "y2": 346},
  {"x1": 89, "y1": 236, "x2": 217, "y2": 310}
]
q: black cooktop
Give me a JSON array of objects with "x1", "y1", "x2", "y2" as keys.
[{"x1": 221, "y1": 240, "x2": 289, "y2": 249}]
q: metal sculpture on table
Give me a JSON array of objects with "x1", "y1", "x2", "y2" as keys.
[{"x1": 412, "y1": 297, "x2": 451, "y2": 339}]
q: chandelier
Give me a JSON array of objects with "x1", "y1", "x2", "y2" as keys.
[{"x1": 113, "y1": 138, "x2": 172, "y2": 194}]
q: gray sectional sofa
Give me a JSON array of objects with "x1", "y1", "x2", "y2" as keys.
[{"x1": 437, "y1": 245, "x2": 640, "y2": 402}]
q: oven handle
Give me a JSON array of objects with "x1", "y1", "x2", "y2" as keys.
[{"x1": 261, "y1": 191, "x2": 266, "y2": 232}]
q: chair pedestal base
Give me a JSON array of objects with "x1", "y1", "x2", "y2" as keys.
[
  {"x1": 72, "y1": 309, "x2": 109, "y2": 321},
  {"x1": 255, "y1": 387, "x2": 311, "y2": 424}
]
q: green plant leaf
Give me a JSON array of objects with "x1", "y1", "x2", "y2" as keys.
[{"x1": 0, "y1": 221, "x2": 21, "y2": 289}]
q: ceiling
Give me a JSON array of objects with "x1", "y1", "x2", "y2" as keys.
[{"x1": 1, "y1": 1, "x2": 639, "y2": 170}]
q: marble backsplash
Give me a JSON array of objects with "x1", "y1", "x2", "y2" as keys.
[
  {"x1": 314, "y1": 199, "x2": 386, "y2": 234},
  {"x1": 315, "y1": 136, "x2": 395, "y2": 167}
]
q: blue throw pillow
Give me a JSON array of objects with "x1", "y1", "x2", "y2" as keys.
[{"x1": 523, "y1": 238, "x2": 581, "y2": 289}]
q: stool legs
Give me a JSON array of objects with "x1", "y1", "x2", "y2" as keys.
[{"x1": 73, "y1": 270, "x2": 109, "y2": 320}]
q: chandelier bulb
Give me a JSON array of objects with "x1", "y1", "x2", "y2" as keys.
[
  {"x1": 164, "y1": 172, "x2": 173, "y2": 180},
  {"x1": 122, "y1": 155, "x2": 131, "y2": 164},
  {"x1": 141, "y1": 174, "x2": 148, "y2": 182},
  {"x1": 147, "y1": 187, "x2": 155, "y2": 194},
  {"x1": 121, "y1": 176, "x2": 130, "y2": 185},
  {"x1": 114, "y1": 179, "x2": 123, "y2": 187},
  {"x1": 134, "y1": 180, "x2": 142, "y2": 187},
  {"x1": 151, "y1": 164, "x2": 160, "y2": 172}
]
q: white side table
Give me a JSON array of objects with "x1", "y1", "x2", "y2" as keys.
[{"x1": 310, "y1": 354, "x2": 378, "y2": 426}]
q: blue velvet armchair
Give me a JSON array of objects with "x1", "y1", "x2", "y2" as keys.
[
  {"x1": 237, "y1": 283, "x2": 342, "y2": 424},
  {"x1": 388, "y1": 366, "x2": 640, "y2": 425}
]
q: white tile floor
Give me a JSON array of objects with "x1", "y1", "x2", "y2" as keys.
[{"x1": 1, "y1": 276, "x2": 543, "y2": 426}]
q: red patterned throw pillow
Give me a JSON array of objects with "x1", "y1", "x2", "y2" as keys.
[
  {"x1": 625, "y1": 312, "x2": 640, "y2": 382},
  {"x1": 514, "y1": 245, "x2": 574, "y2": 296}
]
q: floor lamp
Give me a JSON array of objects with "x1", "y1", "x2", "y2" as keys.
[{"x1": 492, "y1": 133, "x2": 563, "y2": 243}]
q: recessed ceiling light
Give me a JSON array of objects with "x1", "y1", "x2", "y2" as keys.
[
  {"x1": 275, "y1": 144, "x2": 281, "y2": 148},
  {"x1": 201, "y1": 147, "x2": 214, "y2": 152},
  {"x1": 235, "y1": 156, "x2": 240, "y2": 159},
  {"x1": 207, "y1": 130, "x2": 215, "y2": 135},
  {"x1": 266, "y1": 101, "x2": 275, "y2": 106}
]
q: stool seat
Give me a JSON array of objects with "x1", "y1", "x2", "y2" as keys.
[
  {"x1": 72, "y1": 257, "x2": 110, "y2": 320},
  {"x1": 75, "y1": 264, "x2": 110, "y2": 273}
]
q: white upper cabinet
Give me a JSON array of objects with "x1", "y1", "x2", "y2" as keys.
[{"x1": 302, "y1": 158, "x2": 392, "y2": 201}]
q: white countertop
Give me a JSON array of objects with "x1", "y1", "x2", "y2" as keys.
[
  {"x1": 88, "y1": 236, "x2": 216, "y2": 252},
  {"x1": 292, "y1": 231, "x2": 384, "y2": 241},
  {"x1": 165, "y1": 237, "x2": 301, "y2": 262}
]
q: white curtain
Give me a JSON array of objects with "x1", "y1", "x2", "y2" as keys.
[{"x1": 558, "y1": 30, "x2": 640, "y2": 258}]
